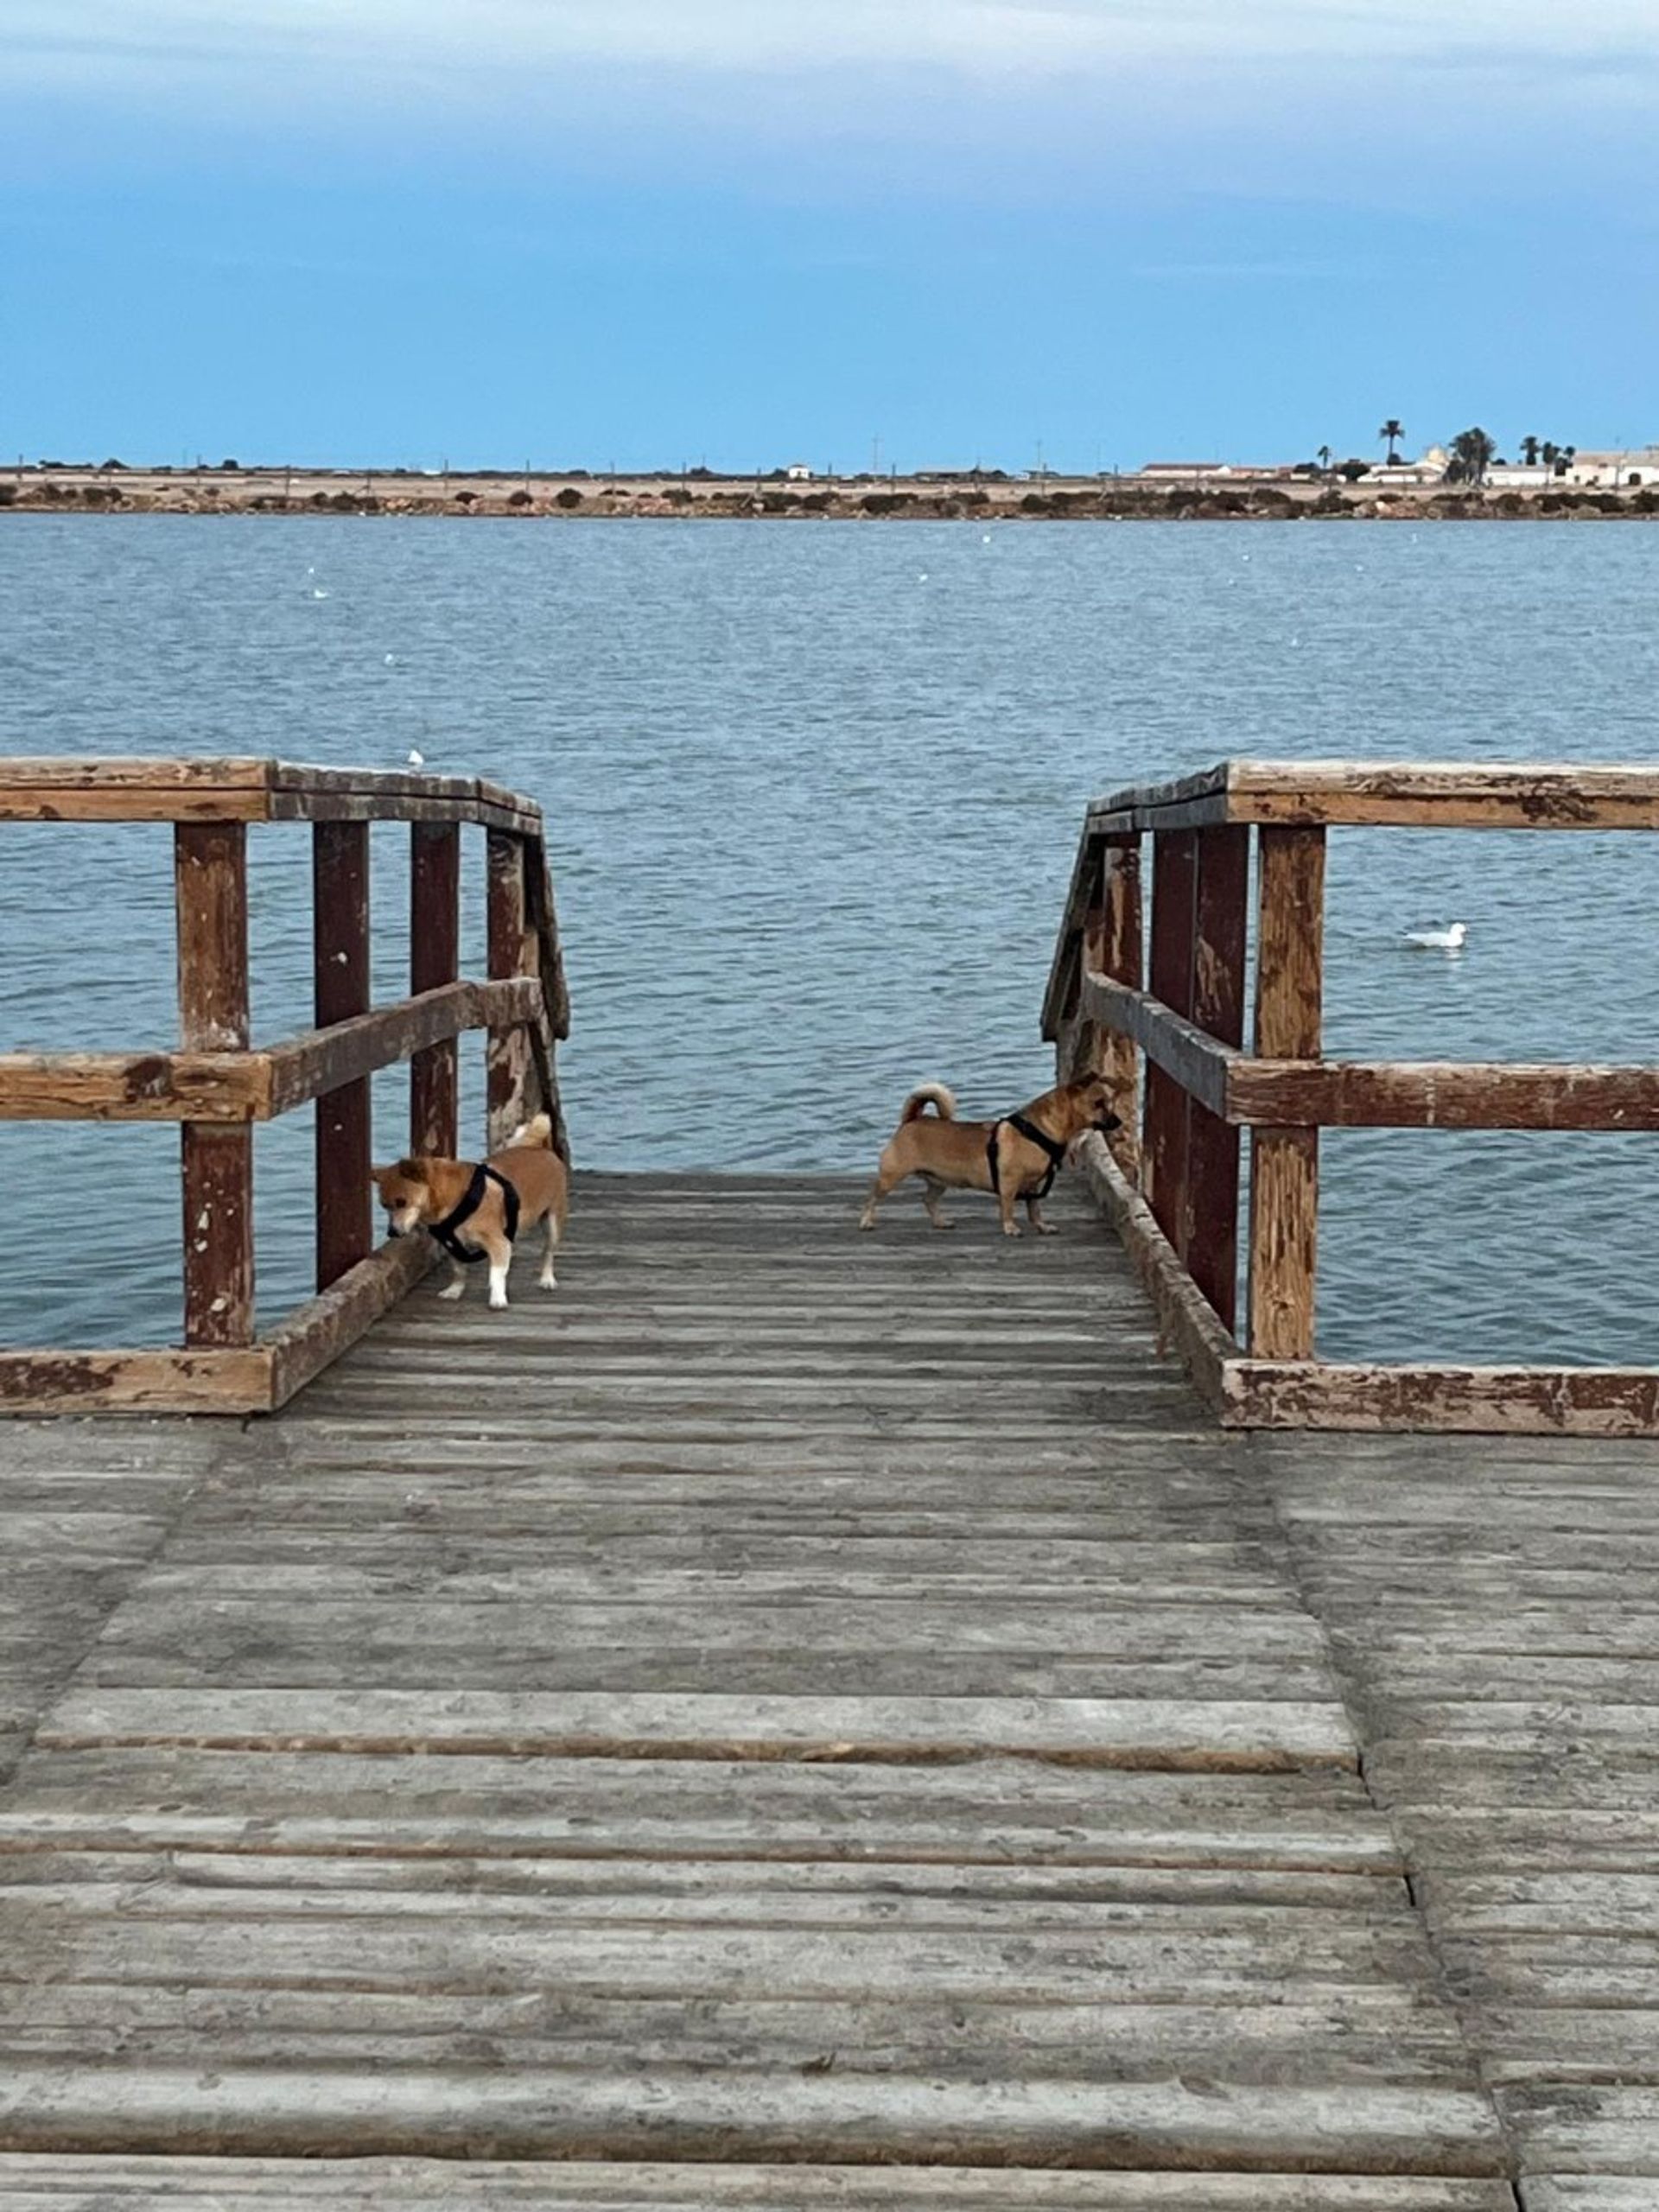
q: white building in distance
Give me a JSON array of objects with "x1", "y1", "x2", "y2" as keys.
[{"x1": 1566, "y1": 448, "x2": 1659, "y2": 488}]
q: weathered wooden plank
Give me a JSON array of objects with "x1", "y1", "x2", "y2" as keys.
[
  {"x1": 0, "y1": 758, "x2": 542, "y2": 832},
  {"x1": 0, "y1": 2158, "x2": 1522, "y2": 2212},
  {"x1": 264, "y1": 1235, "x2": 434, "y2": 1411},
  {"x1": 0, "y1": 2063, "x2": 1507, "y2": 2171},
  {"x1": 1247, "y1": 824, "x2": 1324, "y2": 1362},
  {"x1": 175, "y1": 820, "x2": 253, "y2": 1346},
  {"x1": 38, "y1": 1688, "x2": 1353, "y2": 1768},
  {"x1": 1230, "y1": 1058, "x2": 1659, "y2": 1132},
  {"x1": 312, "y1": 819, "x2": 372, "y2": 1291},
  {"x1": 1040, "y1": 823, "x2": 1103, "y2": 1045},
  {"x1": 1234, "y1": 1361, "x2": 1659, "y2": 1438},
  {"x1": 265, "y1": 980, "x2": 543, "y2": 1118},
  {"x1": 408, "y1": 821, "x2": 460, "y2": 1154},
  {"x1": 1080, "y1": 975, "x2": 1234, "y2": 1116},
  {"x1": 0, "y1": 1051, "x2": 269, "y2": 1122},
  {"x1": 0, "y1": 1750, "x2": 1396, "y2": 1867},
  {"x1": 0, "y1": 2159, "x2": 1517, "y2": 2208},
  {"x1": 1071, "y1": 1131, "x2": 1240, "y2": 1414},
  {"x1": 1088, "y1": 758, "x2": 1659, "y2": 834},
  {"x1": 0, "y1": 1350, "x2": 270, "y2": 1415}
]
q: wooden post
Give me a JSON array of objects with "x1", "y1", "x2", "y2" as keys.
[
  {"x1": 313, "y1": 822, "x2": 372, "y2": 1291},
  {"x1": 1185, "y1": 824, "x2": 1249, "y2": 1332},
  {"x1": 1249, "y1": 825, "x2": 1325, "y2": 1359},
  {"x1": 1141, "y1": 829, "x2": 1197, "y2": 1252},
  {"x1": 486, "y1": 829, "x2": 537, "y2": 1153},
  {"x1": 175, "y1": 823, "x2": 253, "y2": 1346},
  {"x1": 1092, "y1": 836, "x2": 1143, "y2": 1177},
  {"x1": 409, "y1": 822, "x2": 461, "y2": 1156}
]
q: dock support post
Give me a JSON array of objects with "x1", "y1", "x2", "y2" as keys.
[
  {"x1": 1142, "y1": 828, "x2": 1197, "y2": 1253},
  {"x1": 313, "y1": 821, "x2": 372, "y2": 1290},
  {"x1": 410, "y1": 822, "x2": 461, "y2": 1157},
  {"x1": 486, "y1": 830, "x2": 537, "y2": 1153},
  {"x1": 175, "y1": 822, "x2": 253, "y2": 1345},
  {"x1": 1187, "y1": 823, "x2": 1249, "y2": 1331},
  {"x1": 1249, "y1": 824, "x2": 1325, "y2": 1358}
]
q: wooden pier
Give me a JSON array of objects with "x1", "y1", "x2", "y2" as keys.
[{"x1": 3, "y1": 760, "x2": 1659, "y2": 2199}]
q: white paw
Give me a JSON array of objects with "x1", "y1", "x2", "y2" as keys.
[
  {"x1": 437, "y1": 1281, "x2": 465, "y2": 1301},
  {"x1": 488, "y1": 1291, "x2": 509, "y2": 1311},
  {"x1": 1036, "y1": 1224, "x2": 1060, "y2": 1237},
  {"x1": 539, "y1": 1272, "x2": 558, "y2": 1291},
  {"x1": 1001, "y1": 1223, "x2": 1023, "y2": 1238}
]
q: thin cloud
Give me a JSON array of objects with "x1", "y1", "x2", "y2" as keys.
[{"x1": 9, "y1": 0, "x2": 1659, "y2": 87}]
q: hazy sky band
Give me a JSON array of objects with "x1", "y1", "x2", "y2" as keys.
[{"x1": 3, "y1": 2, "x2": 1655, "y2": 466}]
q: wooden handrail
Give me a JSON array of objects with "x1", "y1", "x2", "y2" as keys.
[
  {"x1": 0, "y1": 757, "x2": 567, "y2": 1416},
  {"x1": 1047, "y1": 758, "x2": 1659, "y2": 1436}
]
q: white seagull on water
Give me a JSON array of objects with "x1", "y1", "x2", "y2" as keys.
[
  {"x1": 1402, "y1": 920, "x2": 1468, "y2": 950},
  {"x1": 407, "y1": 748, "x2": 425, "y2": 768}
]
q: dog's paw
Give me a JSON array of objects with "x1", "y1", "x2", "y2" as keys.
[
  {"x1": 437, "y1": 1281, "x2": 466, "y2": 1301},
  {"x1": 1001, "y1": 1223, "x2": 1023, "y2": 1239},
  {"x1": 539, "y1": 1272, "x2": 558, "y2": 1292},
  {"x1": 930, "y1": 1218, "x2": 956, "y2": 1232},
  {"x1": 488, "y1": 1292, "x2": 509, "y2": 1312},
  {"x1": 1036, "y1": 1223, "x2": 1060, "y2": 1237},
  {"x1": 856, "y1": 1217, "x2": 877, "y2": 1233}
]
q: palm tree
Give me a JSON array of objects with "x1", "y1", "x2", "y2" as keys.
[
  {"x1": 1446, "y1": 427, "x2": 1498, "y2": 486},
  {"x1": 1316, "y1": 444, "x2": 1333, "y2": 475},
  {"x1": 1520, "y1": 435, "x2": 1541, "y2": 467},
  {"x1": 1378, "y1": 419, "x2": 1405, "y2": 463}
]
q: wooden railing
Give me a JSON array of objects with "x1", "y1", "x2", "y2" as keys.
[
  {"x1": 1045, "y1": 760, "x2": 1659, "y2": 1436},
  {"x1": 0, "y1": 758, "x2": 568, "y2": 1416}
]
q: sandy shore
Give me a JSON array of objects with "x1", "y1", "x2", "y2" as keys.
[{"x1": 3, "y1": 465, "x2": 1654, "y2": 520}]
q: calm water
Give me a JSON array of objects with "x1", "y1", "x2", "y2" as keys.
[{"x1": 1, "y1": 515, "x2": 1656, "y2": 1364}]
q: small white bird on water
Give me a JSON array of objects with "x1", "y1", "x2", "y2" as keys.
[
  {"x1": 1403, "y1": 920, "x2": 1468, "y2": 950},
  {"x1": 407, "y1": 748, "x2": 425, "y2": 767}
]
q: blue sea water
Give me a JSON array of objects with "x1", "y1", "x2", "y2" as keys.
[{"x1": 0, "y1": 514, "x2": 1656, "y2": 1365}]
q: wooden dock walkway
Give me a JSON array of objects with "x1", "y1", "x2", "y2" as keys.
[{"x1": 3, "y1": 1173, "x2": 1657, "y2": 2204}]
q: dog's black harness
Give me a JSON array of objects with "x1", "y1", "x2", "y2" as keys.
[
  {"x1": 430, "y1": 1164, "x2": 520, "y2": 1264},
  {"x1": 987, "y1": 1113, "x2": 1070, "y2": 1201}
]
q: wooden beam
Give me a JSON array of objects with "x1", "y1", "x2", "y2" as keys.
[
  {"x1": 1229, "y1": 1357, "x2": 1659, "y2": 1437},
  {"x1": 265, "y1": 1233, "x2": 435, "y2": 1410},
  {"x1": 1088, "y1": 758, "x2": 1659, "y2": 835},
  {"x1": 486, "y1": 830, "x2": 538, "y2": 1153},
  {"x1": 175, "y1": 822, "x2": 253, "y2": 1349},
  {"x1": 409, "y1": 821, "x2": 461, "y2": 1156},
  {"x1": 1230, "y1": 1058, "x2": 1659, "y2": 1131},
  {"x1": 1071, "y1": 1132, "x2": 1237, "y2": 1418},
  {"x1": 1185, "y1": 824, "x2": 1249, "y2": 1332},
  {"x1": 1080, "y1": 976, "x2": 1232, "y2": 1119},
  {"x1": 313, "y1": 820, "x2": 372, "y2": 1291},
  {"x1": 0, "y1": 757, "x2": 543, "y2": 835},
  {"x1": 0, "y1": 1346, "x2": 272, "y2": 1416},
  {"x1": 268, "y1": 980, "x2": 543, "y2": 1120},
  {"x1": 1248, "y1": 825, "x2": 1325, "y2": 1361},
  {"x1": 1141, "y1": 829, "x2": 1198, "y2": 1255},
  {"x1": 0, "y1": 1051, "x2": 270, "y2": 1122},
  {"x1": 1040, "y1": 825, "x2": 1105, "y2": 1043}
]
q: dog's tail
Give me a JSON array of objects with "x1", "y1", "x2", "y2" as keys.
[
  {"x1": 507, "y1": 1111, "x2": 554, "y2": 1149},
  {"x1": 899, "y1": 1083, "x2": 957, "y2": 1125}
]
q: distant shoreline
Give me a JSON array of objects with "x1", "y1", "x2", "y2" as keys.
[{"x1": 5, "y1": 466, "x2": 1657, "y2": 522}]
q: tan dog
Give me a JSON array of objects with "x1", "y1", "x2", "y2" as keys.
[
  {"x1": 373, "y1": 1113, "x2": 568, "y2": 1310},
  {"x1": 858, "y1": 1077, "x2": 1121, "y2": 1239}
]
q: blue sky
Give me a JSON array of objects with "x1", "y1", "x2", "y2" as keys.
[{"x1": 3, "y1": 2, "x2": 1656, "y2": 470}]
